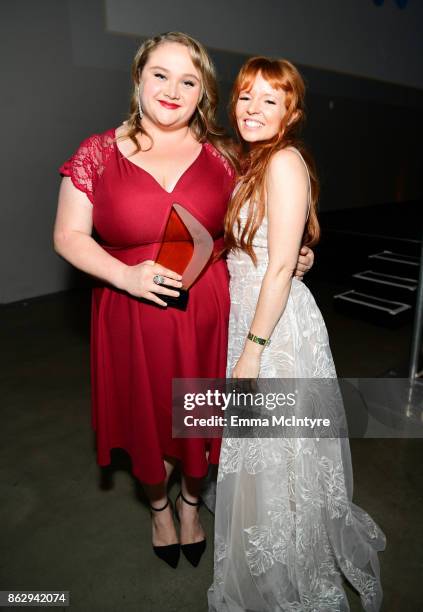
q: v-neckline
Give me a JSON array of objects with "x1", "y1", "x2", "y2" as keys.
[{"x1": 114, "y1": 130, "x2": 204, "y2": 195}]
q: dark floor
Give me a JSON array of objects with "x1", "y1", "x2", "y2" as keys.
[{"x1": 1, "y1": 281, "x2": 422, "y2": 612}]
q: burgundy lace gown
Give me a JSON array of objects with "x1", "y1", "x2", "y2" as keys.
[{"x1": 60, "y1": 128, "x2": 234, "y2": 484}]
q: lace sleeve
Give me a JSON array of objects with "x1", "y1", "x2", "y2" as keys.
[
  {"x1": 204, "y1": 142, "x2": 236, "y2": 180},
  {"x1": 59, "y1": 133, "x2": 107, "y2": 204}
]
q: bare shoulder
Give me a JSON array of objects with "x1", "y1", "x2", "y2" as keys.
[{"x1": 267, "y1": 148, "x2": 308, "y2": 183}]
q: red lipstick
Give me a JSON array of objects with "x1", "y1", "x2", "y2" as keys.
[{"x1": 159, "y1": 100, "x2": 181, "y2": 109}]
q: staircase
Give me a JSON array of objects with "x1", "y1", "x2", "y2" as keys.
[
  {"x1": 334, "y1": 248, "x2": 420, "y2": 326},
  {"x1": 312, "y1": 202, "x2": 422, "y2": 328}
]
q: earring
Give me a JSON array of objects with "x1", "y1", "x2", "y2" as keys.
[{"x1": 137, "y1": 84, "x2": 143, "y2": 120}]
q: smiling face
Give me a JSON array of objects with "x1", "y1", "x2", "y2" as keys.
[
  {"x1": 235, "y1": 72, "x2": 287, "y2": 143},
  {"x1": 139, "y1": 42, "x2": 202, "y2": 130}
]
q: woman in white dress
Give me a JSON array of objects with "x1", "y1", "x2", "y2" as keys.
[{"x1": 208, "y1": 57, "x2": 386, "y2": 611}]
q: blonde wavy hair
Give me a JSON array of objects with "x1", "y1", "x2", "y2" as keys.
[{"x1": 122, "y1": 31, "x2": 235, "y2": 164}]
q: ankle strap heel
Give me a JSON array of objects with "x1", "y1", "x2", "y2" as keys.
[
  {"x1": 176, "y1": 491, "x2": 203, "y2": 507},
  {"x1": 150, "y1": 497, "x2": 171, "y2": 512},
  {"x1": 149, "y1": 497, "x2": 180, "y2": 569},
  {"x1": 175, "y1": 491, "x2": 207, "y2": 567}
]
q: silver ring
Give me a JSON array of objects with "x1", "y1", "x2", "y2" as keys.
[{"x1": 153, "y1": 274, "x2": 165, "y2": 286}]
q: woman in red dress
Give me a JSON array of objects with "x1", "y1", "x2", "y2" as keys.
[{"x1": 54, "y1": 32, "x2": 313, "y2": 569}]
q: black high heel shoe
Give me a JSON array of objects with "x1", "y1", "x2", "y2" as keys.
[
  {"x1": 175, "y1": 491, "x2": 207, "y2": 567},
  {"x1": 150, "y1": 497, "x2": 180, "y2": 569}
]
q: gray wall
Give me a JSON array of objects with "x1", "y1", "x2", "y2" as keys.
[
  {"x1": 106, "y1": 0, "x2": 423, "y2": 90},
  {"x1": 1, "y1": 0, "x2": 422, "y2": 304},
  {"x1": 0, "y1": 1, "x2": 135, "y2": 303}
]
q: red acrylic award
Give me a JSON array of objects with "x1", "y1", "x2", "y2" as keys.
[{"x1": 155, "y1": 204, "x2": 214, "y2": 310}]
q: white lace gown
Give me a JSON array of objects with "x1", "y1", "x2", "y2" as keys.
[{"x1": 208, "y1": 152, "x2": 386, "y2": 612}]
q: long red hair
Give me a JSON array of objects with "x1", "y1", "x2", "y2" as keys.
[{"x1": 224, "y1": 57, "x2": 320, "y2": 264}]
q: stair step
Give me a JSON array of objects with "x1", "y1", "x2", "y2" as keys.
[
  {"x1": 334, "y1": 290, "x2": 411, "y2": 314},
  {"x1": 351, "y1": 270, "x2": 417, "y2": 303},
  {"x1": 353, "y1": 269, "x2": 417, "y2": 289},
  {"x1": 368, "y1": 250, "x2": 420, "y2": 266},
  {"x1": 334, "y1": 289, "x2": 412, "y2": 327},
  {"x1": 368, "y1": 250, "x2": 420, "y2": 277}
]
